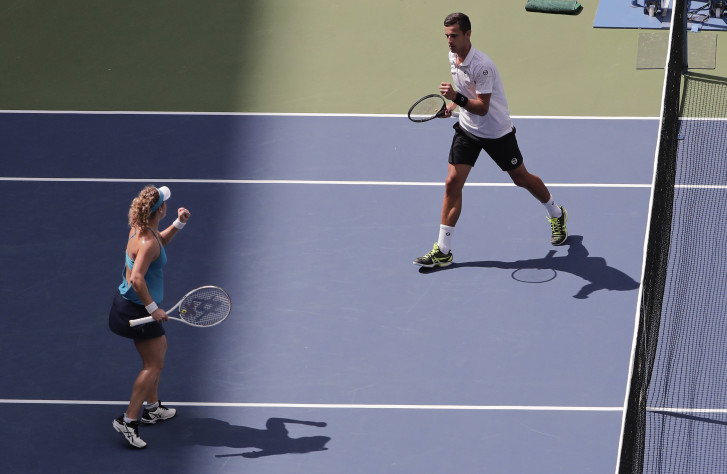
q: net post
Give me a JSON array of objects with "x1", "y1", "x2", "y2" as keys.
[{"x1": 682, "y1": 0, "x2": 688, "y2": 71}]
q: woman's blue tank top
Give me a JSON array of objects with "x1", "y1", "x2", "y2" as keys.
[{"x1": 118, "y1": 228, "x2": 167, "y2": 305}]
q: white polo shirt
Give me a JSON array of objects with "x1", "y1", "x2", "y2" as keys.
[{"x1": 449, "y1": 47, "x2": 513, "y2": 139}]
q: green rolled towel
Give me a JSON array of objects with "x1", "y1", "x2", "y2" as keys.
[{"x1": 525, "y1": 0, "x2": 582, "y2": 14}]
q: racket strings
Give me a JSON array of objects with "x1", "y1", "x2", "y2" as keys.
[
  {"x1": 409, "y1": 96, "x2": 446, "y2": 121},
  {"x1": 179, "y1": 287, "x2": 231, "y2": 327}
]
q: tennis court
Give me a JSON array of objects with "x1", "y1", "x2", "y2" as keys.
[
  {"x1": 1, "y1": 1, "x2": 725, "y2": 473},
  {"x1": 0, "y1": 111, "x2": 650, "y2": 473}
]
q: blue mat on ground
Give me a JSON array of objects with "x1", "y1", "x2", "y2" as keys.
[{"x1": 595, "y1": 1, "x2": 727, "y2": 30}]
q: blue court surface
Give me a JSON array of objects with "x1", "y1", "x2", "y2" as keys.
[{"x1": 0, "y1": 112, "x2": 657, "y2": 473}]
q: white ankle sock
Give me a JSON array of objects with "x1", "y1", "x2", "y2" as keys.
[
  {"x1": 438, "y1": 225, "x2": 455, "y2": 254},
  {"x1": 543, "y1": 196, "x2": 562, "y2": 218}
]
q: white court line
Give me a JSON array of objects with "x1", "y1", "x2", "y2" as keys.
[
  {"x1": 0, "y1": 177, "x2": 652, "y2": 188},
  {"x1": 675, "y1": 184, "x2": 727, "y2": 189},
  {"x1": 4, "y1": 177, "x2": 723, "y2": 189},
  {"x1": 0, "y1": 399, "x2": 713, "y2": 413},
  {"x1": 682, "y1": 117, "x2": 727, "y2": 122},
  {"x1": 0, "y1": 109, "x2": 659, "y2": 120},
  {"x1": 0, "y1": 399, "x2": 622, "y2": 411},
  {"x1": 647, "y1": 407, "x2": 727, "y2": 414}
]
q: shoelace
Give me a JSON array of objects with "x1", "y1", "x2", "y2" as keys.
[
  {"x1": 122, "y1": 424, "x2": 138, "y2": 437},
  {"x1": 549, "y1": 217, "x2": 564, "y2": 234},
  {"x1": 423, "y1": 246, "x2": 444, "y2": 260}
]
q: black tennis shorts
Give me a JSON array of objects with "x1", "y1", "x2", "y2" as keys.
[
  {"x1": 449, "y1": 122, "x2": 524, "y2": 171},
  {"x1": 109, "y1": 291, "x2": 166, "y2": 340}
]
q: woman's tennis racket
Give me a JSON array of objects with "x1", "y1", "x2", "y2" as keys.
[{"x1": 129, "y1": 286, "x2": 231, "y2": 328}]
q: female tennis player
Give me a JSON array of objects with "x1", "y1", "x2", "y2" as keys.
[{"x1": 109, "y1": 185, "x2": 191, "y2": 448}]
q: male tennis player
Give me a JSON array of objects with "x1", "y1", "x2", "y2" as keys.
[
  {"x1": 109, "y1": 185, "x2": 190, "y2": 448},
  {"x1": 414, "y1": 12, "x2": 567, "y2": 267}
]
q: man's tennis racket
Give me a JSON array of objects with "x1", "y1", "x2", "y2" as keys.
[
  {"x1": 407, "y1": 94, "x2": 459, "y2": 122},
  {"x1": 408, "y1": 94, "x2": 446, "y2": 122},
  {"x1": 129, "y1": 286, "x2": 231, "y2": 328}
]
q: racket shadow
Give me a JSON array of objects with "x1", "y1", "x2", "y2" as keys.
[
  {"x1": 171, "y1": 417, "x2": 330, "y2": 458},
  {"x1": 419, "y1": 235, "x2": 639, "y2": 299}
]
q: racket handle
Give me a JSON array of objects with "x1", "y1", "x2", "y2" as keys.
[{"x1": 129, "y1": 316, "x2": 155, "y2": 327}]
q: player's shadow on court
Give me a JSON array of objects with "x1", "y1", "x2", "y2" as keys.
[
  {"x1": 421, "y1": 235, "x2": 639, "y2": 299},
  {"x1": 174, "y1": 417, "x2": 330, "y2": 458}
]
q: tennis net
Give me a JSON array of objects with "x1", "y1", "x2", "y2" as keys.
[
  {"x1": 619, "y1": 0, "x2": 727, "y2": 472},
  {"x1": 643, "y1": 71, "x2": 727, "y2": 474}
]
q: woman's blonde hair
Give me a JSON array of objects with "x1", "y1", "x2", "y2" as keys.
[{"x1": 128, "y1": 185, "x2": 162, "y2": 229}]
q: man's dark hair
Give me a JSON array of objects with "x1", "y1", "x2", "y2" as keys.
[{"x1": 444, "y1": 12, "x2": 471, "y2": 33}]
